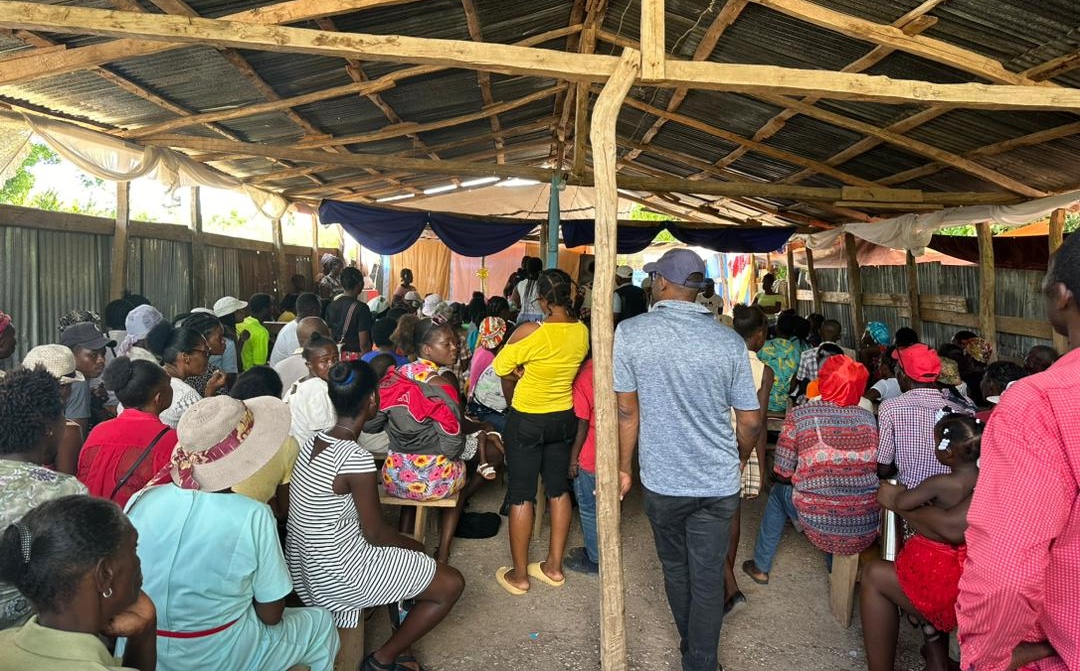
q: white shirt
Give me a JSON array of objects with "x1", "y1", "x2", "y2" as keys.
[
  {"x1": 696, "y1": 293, "x2": 724, "y2": 319},
  {"x1": 284, "y1": 377, "x2": 335, "y2": 449},
  {"x1": 274, "y1": 352, "x2": 309, "y2": 392},
  {"x1": 269, "y1": 319, "x2": 300, "y2": 366},
  {"x1": 870, "y1": 377, "x2": 902, "y2": 402}
]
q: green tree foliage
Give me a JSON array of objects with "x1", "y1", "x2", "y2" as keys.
[{"x1": 0, "y1": 143, "x2": 59, "y2": 205}]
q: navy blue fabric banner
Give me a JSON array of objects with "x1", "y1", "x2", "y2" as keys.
[
  {"x1": 320, "y1": 200, "x2": 796, "y2": 256},
  {"x1": 561, "y1": 220, "x2": 796, "y2": 254},
  {"x1": 319, "y1": 200, "x2": 538, "y2": 257}
]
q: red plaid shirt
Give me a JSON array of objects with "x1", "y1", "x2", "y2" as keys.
[{"x1": 957, "y1": 347, "x2": 1080, "y2": 671}]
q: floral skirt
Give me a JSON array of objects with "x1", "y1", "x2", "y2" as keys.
[{"x1": 382, "y1": 451, "x2": 465, "y2": 502}]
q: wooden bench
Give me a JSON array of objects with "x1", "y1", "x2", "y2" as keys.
[
  {"x1": 334, "y1": 624, "x2": 365, "y2": 671},
  {"x1": 830, "y1": 545, "x2": 878, "y2": 628},
  {"x1": 378, "y1": 487, "x2": 460, "y2": 544}
]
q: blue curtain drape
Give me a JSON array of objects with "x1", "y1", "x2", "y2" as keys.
[
  {"x1": 561, "y1": 220, "x2": 796, "y2": 254},
  {"x1": 320, "y1": 200, "x2": 796, "y2": 256},
  {"x1": 319, "y1": 201, "x2": 538, "y2": 257}
]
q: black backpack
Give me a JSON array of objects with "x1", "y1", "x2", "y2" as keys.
[{"x1": 614, "y1": 284, "x2": 648, "y2": 323}]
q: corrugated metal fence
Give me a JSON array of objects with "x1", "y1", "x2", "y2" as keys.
[{"x1": 1, "y1": 215, "x2": 320, "y2": 365}]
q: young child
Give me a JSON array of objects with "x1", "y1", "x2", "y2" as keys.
[
  {"x1": 891, "y1": 413, "x2": 980, "y2": 671},
  {"x1": 283, "y1": 333, "x2": 340, "y2": 448},
  {"x1": 565, "y1": 357, "x2": 598, "y2": 575},
  {"x1": 237, "y1": 293, "x2": 273, "y2": 370}
]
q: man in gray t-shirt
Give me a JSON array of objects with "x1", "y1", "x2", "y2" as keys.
[{"x1": 615, "y1": 249, "x2": 761, "y2": 671}]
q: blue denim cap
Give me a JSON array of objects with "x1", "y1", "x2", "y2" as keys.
[{"x1": 643, "y1": 249, "x2": 707, "y2": 289}]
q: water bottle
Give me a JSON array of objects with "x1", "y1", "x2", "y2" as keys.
[{"x1": 881, "y1": 478, "x2": 900, "y2": 562}]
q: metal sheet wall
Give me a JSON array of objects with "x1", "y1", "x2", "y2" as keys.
[
  {"x1": 126, "y1": 237, "x2": 192, "y2": 319},
  {"x1": 204, "y1": 246, "x2": 242, "y2": 304},
  {"x1": 0, "y1": 227, "x2": 110, "y2": 366}
]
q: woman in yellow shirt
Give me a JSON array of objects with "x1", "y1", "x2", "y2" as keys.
[{"x1": 492, "y1": 269, "x2": 589, "y2": 595}]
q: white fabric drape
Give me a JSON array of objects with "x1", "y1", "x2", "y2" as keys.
[
  {"x1": 806, "y1": 190, "x2": 1080, "y2": 254},
  {"x1": 0, "y1": 114, "x2": 33, "y2": 186},
  {"x1": 0, "y1": 111, "x2": 289, "y2": 219}
]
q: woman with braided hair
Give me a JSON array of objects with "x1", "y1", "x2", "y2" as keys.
[{"x1": 492, "y1": 268, "x2": 589, "y2": 594}]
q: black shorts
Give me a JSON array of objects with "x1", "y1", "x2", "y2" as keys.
[{"x1": 504, "y1": 407, "x2": 577, "y2": 505}]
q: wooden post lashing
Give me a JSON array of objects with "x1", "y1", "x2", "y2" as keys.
[
  {"x1": 1048, "y1": 208, "x2": 1068, "y2": 354},
  {"x1": 640, "y1": 0, "x2": 665, "y2": 81},
  {"x1": 110, "y1": 181, "x2": 130, "y2": 301},
  {"x1": 785, "y1": 243, "x2": 798, "y2": 311},
  {"x1": 189, "y1": 186, "x2": 207, "y2": 308},
  {"x1": 905, "y1": 250, "x2": 921, "y2": 333},
  {"x1": 589, "y1": 47, "x2": 638, "y2": 671},
  {"x1": 843, "y1": 233, "x2": 864, "y2": 340},
  {"x1": 976, "y1": 222, "x2": 997, "y2": 361},
  {"x1": 805, "y1": 246, "x2": 822, "y2": 314}
]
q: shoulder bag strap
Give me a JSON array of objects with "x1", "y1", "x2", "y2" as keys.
[
  {"x1": 110, "y1": 427, "x2": 171, "y2": 501},
  {"x1": 338, "y1": 299, "x2": 359, "y2": 346}
]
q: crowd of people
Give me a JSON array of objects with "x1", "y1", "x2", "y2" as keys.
[{"x1": 0, "y1": 236, "x2": 1076, "y2": 671}]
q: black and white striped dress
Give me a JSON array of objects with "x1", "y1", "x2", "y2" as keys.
[{"x1": 285, "y1": 433, "x2": 436, "y2": 628}]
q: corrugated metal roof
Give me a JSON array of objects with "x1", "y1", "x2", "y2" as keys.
[{"x1": 1, "y1": 0, "x2": 1077, "y2": 225}]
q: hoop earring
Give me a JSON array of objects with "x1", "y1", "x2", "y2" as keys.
[{"x1": 102, "y1": 588, "x2": 113, "y2": 599}]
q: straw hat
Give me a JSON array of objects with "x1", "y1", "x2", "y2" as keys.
[
  {"x1": 22, "y1": 344, "x2": 85, "y2": 384},
  {"x1": 169, "y1": 396, "x2": 291, "y2": 492}
]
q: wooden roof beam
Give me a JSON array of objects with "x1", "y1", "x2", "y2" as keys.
[
  {"x1": 700, "y1": 1, "x2": 943, "y2": 177},
  {"x1": 460, "y1": 0, "x2": 505, "y2": 164},
  {"x1": 749, "y1": 0, "x2": 1056, "y2": 87},
  {"x1": 6, "y1": 3, "x2": 1080, "y2": 112},
  {"x1": 0, "y1": 0, "x2": 429, "y2": 86},
  {"x1": 621, "y1": 0, "x2": 749, "y2": 166},
  {"x1": 119, "y1": 25, "x2": 580, "y2": 139},
  {"x1": 552, "y1": 0, "x2": 603, "y2": 170}
]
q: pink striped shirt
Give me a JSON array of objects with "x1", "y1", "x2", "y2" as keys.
[{"x1": 957, "y1": 347, "x2": 1080, "y2": 671}]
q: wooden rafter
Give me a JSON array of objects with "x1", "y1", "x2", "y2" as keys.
[
  {"x1": 460, "y1": 0, "x2": 505, "y2": 164},
  {"x1": 4, "y1": 3, "x2": 1080, "y2": 113},
  {"x1": 749, "y1": 0, "x2": 1056, "y2": 87},
  {"x1": 699, "y1": 0, "x2": 944, "y2": 179},
  {"x1": 0, "y1": 0, "x2": 427, "y2": 86},
  {"x1": 781, "y1": 49, "x2": 1080, "y2": 187},
  {"x1": 120, "y1": 25, "x2": 580, "y2": 140},
  {"x1": 621, "y1": 0, "x2": 749, "y2": 166},
  {"x1": 550, "y1": 0, "x2": 599, "y2": 169}
]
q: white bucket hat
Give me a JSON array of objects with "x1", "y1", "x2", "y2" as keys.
[
  {"x1": 22, "y1": 344, "x2": 85, "y2": 384},
  {"x1": 164, "y1": 396, "x2": 291, "y2": 492},
  {"x1": 212, "y1": 296, "x2": 248, "y2": 318}
]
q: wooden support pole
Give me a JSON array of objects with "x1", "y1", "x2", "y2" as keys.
[
  {"x1": 805, "y1": 246, "x2": 822, "y2": 314},
  {"x1": 1048, "y1": 208, "x2": 1069, "y2": 353},
  {"x1": 843, "y1": 234, "x2": 864, "y2": 340},
  {"x1": 905, "y1": 250, "x2": 921, "y2": 335},
  {"x1": 976, "y1": 222, "x2": 997, "y2": 360},
  {"x1": 272, "y1": 216, "x2": 289, "y2": 301},
  {"x1": 590, "y1": 47, "x2": 638, "y2": 671},
  {"x1": 640, "y1": 0, "x2": 665, "y2": 81},
  {"x1": 110, "y1": 181, "x2": 130, "y2": 301},
  {"x1": 785, "y1": 243, "x2": 798, "y2": 311},
  {"x1": 545, "y1": 174, "x2": 563, "y2": 269},
  {"x1": 310, "y1": 215, "x2": 321, "y2": 280},
  {"x1": 189, "y1": 186, "x2": 206, "y2": 308}
]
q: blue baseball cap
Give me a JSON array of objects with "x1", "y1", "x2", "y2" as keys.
[{"x1": 643, "y1": 249, "x2": 707, "y2": 289}]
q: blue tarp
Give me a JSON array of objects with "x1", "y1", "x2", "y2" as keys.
[{"x1": 319, "y1": 200, "x2": 797, "y2": 256}]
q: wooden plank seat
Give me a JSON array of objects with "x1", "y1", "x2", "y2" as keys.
[
  {"x1": 378, "y1": 487, "x2": 459, "y2": 543},
  {"x1": 830, "y1": 544, "x2": 879, "y2": 628}
]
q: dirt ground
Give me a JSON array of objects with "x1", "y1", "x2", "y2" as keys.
[{"x1": 362, "y1": 475, "x2": 931, "y2": 671}]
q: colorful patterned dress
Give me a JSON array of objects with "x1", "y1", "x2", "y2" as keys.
[
  {"x1": 773, "y1": 400, "x2": 881, "y2": 555},
  {"x1": 380, "y1": 358, "x2": 466, "y2": 501},
  {"x1": 758, "y1": 336, "x2": 801, "y2": 412}
]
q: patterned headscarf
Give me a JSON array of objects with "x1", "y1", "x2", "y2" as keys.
[
  {"x1": 819, "y1": 355, "x2": 868, "y2": 407},
  {"x1": 0, "y1": 311, "x2": 11, "y2": 334},
  {"x1": 57, "y1": 309, "x2": 100, "y2": 333},
  {"x1": 478, "y1": 317, "x2": 507, "y2": 350},
  {"x1": 867, "y1": 321, "x2": 891, "y2": 346},
  {"x1": 964, "y1": 337, "x2": 993, "y2": 364},
  {"x1": 938, "y1": 357, "x2": 962, "y2": 387}
]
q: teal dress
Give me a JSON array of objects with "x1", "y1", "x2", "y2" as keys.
[
  {"x1": 758, "y1": 337, "x2": 802, "y2": 413},
  {"x1": 123, "y1": 486, "x2": 339, "y2": 671}
]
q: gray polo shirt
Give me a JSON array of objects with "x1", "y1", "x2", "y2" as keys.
[{"x1": 613, "y1": 299, "x2": 759, "y2": 498}]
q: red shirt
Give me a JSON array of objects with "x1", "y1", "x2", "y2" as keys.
[
  {"x1": 957, "y1": 347, "x2": 1080, "y2": 671},
  {"x1": 572, "y1": 359, "x2": 596, "y2": 474},
  {"x1": 77, "y1": 408, "x2": 178, "y2": 507}
]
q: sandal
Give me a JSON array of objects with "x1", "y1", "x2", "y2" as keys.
[
  {"x1": 361, "y1": 652, "x2": 417, "y2": 671},
  {"x1": 495, "y1": 566, "x2": 528, "y2": 595},
  {"x1": 741, "y1": 560, "x2": 769, "y2": 585},
  {"x1": 477, "y1": 462, "x2": 497, "y2": 480},
  {"x1": 527, "y1": 561, "x2": 565, "y2": 587}
]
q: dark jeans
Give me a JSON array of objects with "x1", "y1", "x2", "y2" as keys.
[
  {"x1": 643, "y1": 488, "x2": 740, "y2": 671},
  {"x1": 466, "y1": 399, "x2": 507, "y2": 433}
]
